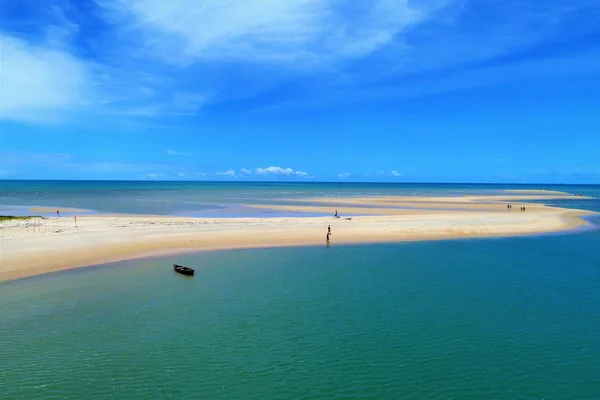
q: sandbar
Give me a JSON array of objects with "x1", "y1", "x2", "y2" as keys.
[{"x1": 0, "y1": 194, "x2": 596, "y2": 282}]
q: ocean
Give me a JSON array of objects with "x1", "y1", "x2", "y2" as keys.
[{"x1": 2, "y1": 181, "x2": 600, "y2": 399}]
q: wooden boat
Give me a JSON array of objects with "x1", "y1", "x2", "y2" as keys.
[{"x1": 173, "y1": 264, "x2": 195, "y2": 276}]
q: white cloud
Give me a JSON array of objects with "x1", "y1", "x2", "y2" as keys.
[
  {"x1": 373, "y1": 170, "x2": 403, "y2": 177},
  {"x1": 1, "y1": 152, "x2": 312, "y2": 180},
  {"x1": 0, "y1": 34, "x2": 94, "y2": 123},
  {"x1": 0, "y1": 32, "x2": 208, "y2": 123},
  {"x1": 255, "y1": 166, "x2": 308, "y2": 177},
  {"x1": 217, "y1": 169, "x2": 236, "y2": 177},
  {"x1": 337, "y1": 172, "x2": 350, "y2": 178},
  {"x1": 4, "y1": 0, "x2": 595, "y2": 126},
  {"x1": 102, "y1": 0, "x2": 429, "y2": 66}
]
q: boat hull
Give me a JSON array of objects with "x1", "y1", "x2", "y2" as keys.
[{"x1": 173, "y1": 264, "x2": 195, "y2": 276}]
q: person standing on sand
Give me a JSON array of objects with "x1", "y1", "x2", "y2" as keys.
[
  {"x1": 328, "y1": 225, "x2": 331, "y2": 235},
  {"x1": 74, "y1": 216, "x2": 78, "y2": 228},
  {"x1": 335, "y1": 209, "x2": 338, "y2": 218},
  {"x1": 57, "y1": 209, "x2": 60, "y2": 218}
]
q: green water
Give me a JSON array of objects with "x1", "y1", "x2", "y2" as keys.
[{"x1": 2, "y1": 231, "x2": 600, "y2": 399}]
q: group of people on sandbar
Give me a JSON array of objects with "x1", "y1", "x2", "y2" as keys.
[{"x1": 507, "y1": 204, "x2": 526, "y2": 212}]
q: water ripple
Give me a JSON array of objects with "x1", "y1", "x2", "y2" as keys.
[{"x1": 2, "y1": 236, "x2": 600, "y2": 399}]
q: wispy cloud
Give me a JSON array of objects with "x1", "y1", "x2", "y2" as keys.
[
  {"x1": 1, "y1": 151, "x2": 313, "y2": 180},
  {"x1": 169, "y1": 92, "x2": 207, "y2": 114},
  {"x1": 0, "y1": 151, "x2": 74, "y2": 166},
  {"x1": 3, "y1": 0, "x2": 598, "y2": 125},
  {"x1": 373, "y1": 170, "x2": 403, "y2": 177},
  {"x1": 76, "y1": 161, "x2": 176, "y2": 174},
  {"x1": 101, "y1": 0, "x2": 429, "y2": 66},
  {"x1": 216, "y1": 169, "x2": 236, "y2": 177},
  {"x1": 337, "y1": 172, "x2": 350, "y2": 178},
  {"x1": 166, "y1": 149, "x2": 197, "y2": 156},
  {"x1": 0, "y1": 151, "x2": 188, "y2": 176},
  {"x1": 524, "y1": 166, "x2": 600, "y2": 183}
]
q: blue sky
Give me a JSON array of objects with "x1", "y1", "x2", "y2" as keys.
[{"x1": 1, "y1": 0, "x2": 600, "y2": 183}]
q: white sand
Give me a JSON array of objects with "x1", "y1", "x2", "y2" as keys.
[{"x1": 0, "y1": 194, "x2": 596, "y2": 282}]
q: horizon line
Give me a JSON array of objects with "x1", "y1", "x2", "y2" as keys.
[{"x1": 0, "y1": 179, "x2": 598, "y2": 186}]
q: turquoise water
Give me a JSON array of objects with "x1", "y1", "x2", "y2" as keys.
[
  {"x1": 2, "y1": 181, "x2": 600, "y2": 398},
  {"x1": 2, "y1": 231, "x2": 600, "y2": 399},
  {"x1": 1, "y1": 180, "x2": 599, "y2": 217}
]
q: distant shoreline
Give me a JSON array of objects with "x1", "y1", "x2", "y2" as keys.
[
  {"x1": 1, "y1": 191, "x2": 597, "y2": 282},
  {"x1": 1, "y1": 179, "x2": 599, "y2": 185},
  {"x1": 0, "y1": 188, "x2": 594, "y2": 219}
]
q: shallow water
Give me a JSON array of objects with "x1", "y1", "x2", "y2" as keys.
[
  {"x1": 1, "y1": 181, "x2": 598, "y2": 216},
  {"x1": 2, "y1": 230, "x2": 600, "y2": 399}
]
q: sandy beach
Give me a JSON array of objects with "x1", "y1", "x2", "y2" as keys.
[{"x1": 1, "y1": 192, "x2": 596, "y2": 282}]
